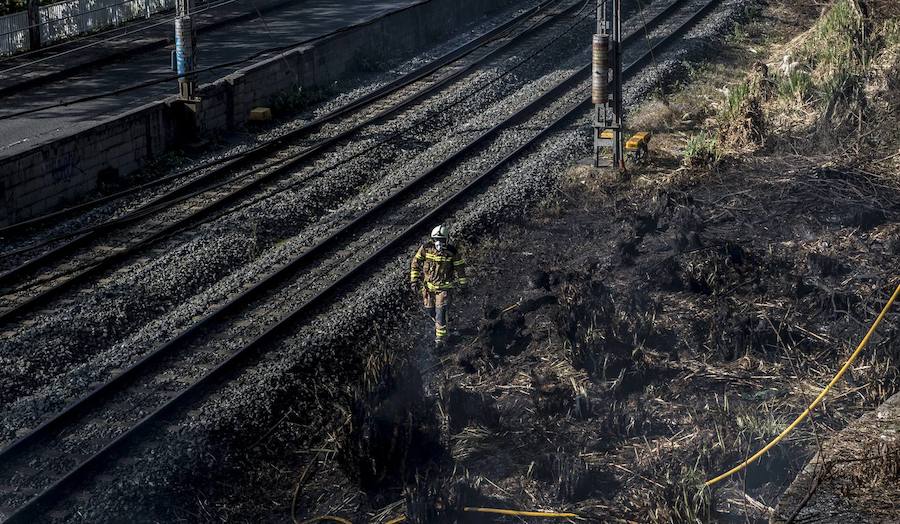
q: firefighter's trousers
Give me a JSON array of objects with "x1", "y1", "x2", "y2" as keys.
[{"x1": 422, "y1": 288, "x2": 450, "y2": 343}]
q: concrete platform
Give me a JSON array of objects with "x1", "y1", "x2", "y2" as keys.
[
  {"x1": 0, "y1": 0, "x2": 422, "y2": 158},
  {"x1": 0, "y1": 0, "x2": 301, "y2": 98}
]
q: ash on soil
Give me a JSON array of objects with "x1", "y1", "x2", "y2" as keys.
[{"x1": 287, "y1": 150, "x2": 898, "y2": 523}]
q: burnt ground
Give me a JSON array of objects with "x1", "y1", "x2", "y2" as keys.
[
  {"x1": 168, "y1": 1, "x2": 900, "y2": 522},
  {"x1": 280, "y1": 150, "x2": 898, "y2": 523},
  {"x1": 287, "y1": 0, "x2": 899, "y2": 521},
  {"x1": 426, "y1": 155, "x2": 899, "y2": 521}
]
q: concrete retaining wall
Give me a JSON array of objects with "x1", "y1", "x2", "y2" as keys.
[
  {"x1": 0, "y1": 99, "x2": 179, "y2": 226},
  {"x1": 0, "y1": 0, "x2": 514, "y2": 227},
  {"x1": 202, "y1": 0, "x2": 515, "y2": 134}
]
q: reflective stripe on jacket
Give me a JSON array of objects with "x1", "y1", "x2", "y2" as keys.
[{"x1": 410, "y1": 241, "x2": 467, "y2": 288}]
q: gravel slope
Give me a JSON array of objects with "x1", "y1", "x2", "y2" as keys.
[
  {"x1": 8, "y1": 0, "x2": 754, "y2": 520},
  {"x1": 0, "y1": 0, "x2": 596, "y2": 433}
]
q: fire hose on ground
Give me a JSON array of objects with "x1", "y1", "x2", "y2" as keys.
[
  {"x1": 385, "y1": 508, "x2": 581, "y2": 522},
  {"x1": 299, "y1": 284, "x2": 899, "y2": 521},
  {"x1": 303, "y1": 507, "x2": 581, "y2": 524},
  {"x1": 705, "y1": 282, "x2": 900, "y2": 487}
]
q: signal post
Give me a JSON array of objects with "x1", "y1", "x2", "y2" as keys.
[{"x1": 592, "y1": 0, "x2": 625, "y2": 170}]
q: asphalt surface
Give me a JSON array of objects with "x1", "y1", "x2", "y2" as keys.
[{"x1": 0, "y1": 0, "x2": 417, "y2": 158}]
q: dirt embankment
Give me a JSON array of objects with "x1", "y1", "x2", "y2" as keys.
[
  {"x1": 315, "y1": 1, "x2": 899, "y2": 521},
  {"x1": 219, "y1": 1, "x2": 899, "y2": 522},
  {"x1": 773, "y1": 393, "x2": 900, "y2": 523}
]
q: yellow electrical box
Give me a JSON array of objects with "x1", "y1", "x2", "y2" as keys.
[
  {"x1": 597, "y1": 130, "x2": 652, "y2": 162},
  {"x1": 625, "y1": 131, "x2": 651, "y2": 151},
  {"x1": 625, "y1": 131, "x2": 651, "y2": 162},
  {"x1": 249, "y1": 107, "x2": 273, "y2": 122}
]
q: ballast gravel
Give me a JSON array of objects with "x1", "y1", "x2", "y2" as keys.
[
  {"x1": 0, "y1": 0, "x2": 548, "y2": 261},
  {"x1": 14, "y1": 0, "x2": 753, "y2": 520},
  {"x1": 0, "y1": 0, "x2": 602, "y2": 442}
]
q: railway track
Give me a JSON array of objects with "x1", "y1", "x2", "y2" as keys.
[
  {"x1": 0, "y1": 0, "x2": 603, "y2": 430},
  {"x1": 0, "y1": 0, "x2": 582, "y2": 323},
  {"x1": 0, "y1": 0, "x2": 721, "y2": 520}
]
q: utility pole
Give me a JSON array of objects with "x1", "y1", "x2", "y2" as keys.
[
  {"x1": 174, "y1": 0, "x2": 196, "y2": 99},
  {"x1": 592, "y1": 0, "x2": 624, "y2": 170},
  {"x1": 26, "y1": 0, "x2": 41, "y2": 51}
]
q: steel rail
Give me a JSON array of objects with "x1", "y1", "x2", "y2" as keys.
[
  {"x1": 0, "y1": 0, "x2": 579, "y2": 321},
  {"x1": 0, "y1": 0, "x2": 720, "y2": 520},
  {"x1": 0, "y1": 0, "x2": 571, "y2": 241},
  {"x1": 0, "y1": 0, "x2": 561, "y2": 241}
]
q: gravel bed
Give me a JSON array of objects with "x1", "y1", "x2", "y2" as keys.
[
  {"x1": 0, "y1": 0, "x2": 601, "y2": 434},
  {"x1": 0, "y1": 0, "x2": 547, "y2": 260},
  {"x1": 0, "y1": 35, "x2": 594, "y2": 465},
  {"x1": 6, "y1": 0, "x2": 752, "y2": 520}
]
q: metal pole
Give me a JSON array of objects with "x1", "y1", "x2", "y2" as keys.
[
  {"x1": 591, "y1": 0, "x2": 625, "y2": 171},
  {"x1": 26, "y1": 0, "x2": 41, "y2": 51},
  {"x1": 174, "y1": 0, "x2": 196, "y2": 99},
  {"x1": 613, "y1": 0, "x2": 624, "y2": 170}
]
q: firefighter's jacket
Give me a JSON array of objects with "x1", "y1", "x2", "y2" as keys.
[{"x1": 410, "y1": 241, "x2": 468, "y2": 291}]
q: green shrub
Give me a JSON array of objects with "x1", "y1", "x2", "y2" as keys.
[
  {"x1": 683, "y1": 132, "x2": 720, "y2": 169},
  {"x1": 777, "y1": 70, "x2": 813, "y2": 102},
  {"x1": 717, "y1": 76, "x2": 766, "y2": 147},
  {"x1": 726, "y1": 23, "x2": 749, "y2": 46},
  {"x1": 795, "y1": 0, "x2": 867, "y2": 118},
  {"x1": 723, "y1": 82, "x2": 751, "y2": 122}
]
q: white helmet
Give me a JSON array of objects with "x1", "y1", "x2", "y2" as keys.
[{"x1": 431, "y1": 224, "x2": 449, "y2": 240}]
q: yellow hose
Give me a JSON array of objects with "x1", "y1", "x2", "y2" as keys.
[
  {"x1": 705, "y1": 282, "x2": 900, "y2": 487},
  {"x1": 298, "y1": 517, "x2": 353, "y2": 524},
  {"x1": 463, "y1": 507, "x2": 580, "y2": 518},
  {"x1": 383, "y1": 507, "x2": 579, "y2": 523}
]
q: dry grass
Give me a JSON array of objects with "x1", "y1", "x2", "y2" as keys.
[
  {"x1": 628, "y1": 99, "x2": 679, "y2": 132},
  {"x1": 661, "y1": 0, "x2": 900, "y2": 167},
  {"x1": 762, "y1": 0, "x2": 900, "y2": 159}
]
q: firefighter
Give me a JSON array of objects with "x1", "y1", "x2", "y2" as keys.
[{"x1": 410, "y1": 224, "x2": 468, "y2": 347}]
